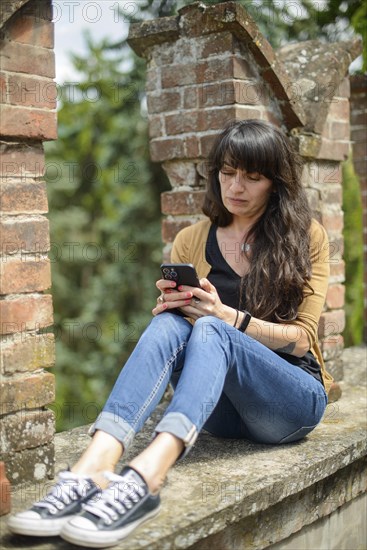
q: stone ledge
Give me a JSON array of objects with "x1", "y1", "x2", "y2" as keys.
[{"x1": 1, "y1": 346, "x2": 366, "y2": 549}]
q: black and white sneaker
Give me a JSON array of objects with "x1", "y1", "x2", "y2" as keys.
[
  {"x1": 7, "y1": 470, "x2": 100, "y2": 537},
  {"x1": 60, "y1": 466, "x2": 161, "y2": 548}
]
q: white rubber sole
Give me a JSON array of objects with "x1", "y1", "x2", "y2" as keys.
[
  {"x1": 7, "y1": 514, "x2": 72, "y2": 537},
  {"x1": 60, "y1": 506, "x2": 161, "y2": 548}
]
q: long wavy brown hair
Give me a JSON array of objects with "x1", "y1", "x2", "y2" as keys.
[{"x1": 202, "y1": 119, "x2": 313, "y2": 322}]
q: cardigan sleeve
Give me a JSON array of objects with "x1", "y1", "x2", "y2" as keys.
[
  {"x1": 170, "y1": 226, "x2": 191, "y2": 264},
  {"x1": 287, "y1": 220, "x2": 330, "y2": 349}
]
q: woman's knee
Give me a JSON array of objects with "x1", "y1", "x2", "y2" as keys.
[
  {"x1": 193, "y1": 316, "x2": 233, "y2": 344},
  {"x1": 150, "y1": 312, "x2": 190, "y2": 333}
]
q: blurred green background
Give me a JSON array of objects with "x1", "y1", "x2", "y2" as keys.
[{"x1": 45, "y1": 0, "x2": 365, "y2": 431}]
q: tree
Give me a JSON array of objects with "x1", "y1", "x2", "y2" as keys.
[{"x1": 46, "y1": 35, "x2": 169, "y2": 430}]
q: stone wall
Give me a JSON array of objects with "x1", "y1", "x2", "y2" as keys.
[
  {"x1": 0, "y1": 0, "x2": 56, "y2": 485},
  {"x1": 128, "y1": 1, "x2": 361, "y2": 387},
  {"x1": 350, "y1": 74, "x2": 367, "y2": 342}
]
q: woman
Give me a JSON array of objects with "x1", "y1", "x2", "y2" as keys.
[{"x1": 8, "y1": 120, "x2": 332, "y2": 548}]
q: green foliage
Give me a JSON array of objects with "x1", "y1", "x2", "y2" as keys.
[
  {"x1": 46, "y1": 35, "x2": 169, "y2": 430},
  {"x1": 351, "y1": 0, "x2": 367, "y2": 72},
  {"x1": 342, "y1": 157, "x2": 364, "y2": 346},
  {"x1": 47, "y1": 1, "x2": 364, "y2": 431}
]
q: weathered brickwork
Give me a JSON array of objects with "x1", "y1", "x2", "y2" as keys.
[
  {"x1": 0, "y1": 0, "x2": 363, "y2": 494},
  {"x1": 128, "y1": 2, "x2": 362, "y2": 391},
  {"x1": 0, "y1": 0, "x2": 56, "y2": 488}
]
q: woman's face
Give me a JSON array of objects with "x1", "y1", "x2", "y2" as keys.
[{"x1": 218, "y1": 163, "x2": 273, "y2": 222}]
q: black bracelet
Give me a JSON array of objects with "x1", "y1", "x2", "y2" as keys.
[
  {"x1": 237, "y1": 310, "x2": 252, "y2": 332},
  {"x1": 233, "y1": 309, "x2": 239, "y2": 328}
]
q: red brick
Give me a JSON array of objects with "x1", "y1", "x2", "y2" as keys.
[
  {"x1": 196, "y1": 58, "x2": 233, "y2": 84},
  {"x1": 150, "y1": 137, "x2": 185, "y2": 162},
  {"x1": 0, "y1": 181, "x2": 48, "y2": 213},
  {"x1": 335, "y1": 78, "x2": 350, "y2": 98},
  {"x1": 161, "y1": 63, "x2": 197, "y2": 88},
  {"x1": 317, "y1": 138, "x2": 350, "y2": 161},
  {"x1": 0, "y1": 332, "x2": 55, "y2": 374},
  {"x1": 146, "y1": 90, "x2": 181, "y2": 114},
  {"x1": 0, "y1": 409, "x2": 54, "y2": 453},
  {"x1": 318, "y1": 309, "x2": 345, "y2": 339},
  {"x1": 0, "y1": 142, "x2": 45, "y2": 179},
  {"x1": 329, "y1": 258, "x2": 345, "y2": 280},
  {"x1": 0, "y1": 216, "x2": 50, "y2": 254},
  {"x1": 0, "y1": 104, "x2": 57, "y2": 140},
  {"x1": 161, "y1": 190, "x2": 205, "y2": 215},
  {"x1": 148, "y1": 115, "x2": 164, "y2": 139},
  {"x1": 309, "y1": 162, "x2": 342, "y2": 186},
  {"x1": 321, "y1": 185, "x2": 343, "y2": 205},
  {"x1": 350, "y1": 109, "x2": 367, "y2": 126},
  {"x1": 304, "y1": 188, "x2": 319, "y2": 211},
  {"x1": 198, "y1": 32, "x2": 235, "y2": 58},
  {"x1": 262, "y1": 109, "x2": 282, "y2": 127},
  {"x1": 353, "y1": 141, "x2": 367, "y2": 161},
  {"x1": 327, "y1": 120, "x2": 350, "y2": 140},
  {"x1": 321, "y1": 210, "x2": 344, "y2": 233},
  {"x1": 200, "y1": 133, "x2": 219, "y2": 157},
  {"x1": 0, "y1": 257, "x2": 51, "y2": 294},
  {"x1": 0, "y1": 372, "x2": 55, "y2": 413},
  {"x1": 0, "y1": 72, "x2": 6, "y2": 103},
  {"x1": 165, "y1": 111, "x2": 199, "y2": 136},
  {"x1": 0, "y1": 40, "x2": 55, "y2": 78},
  {"x1": 7, "y1": 74, "x2": 56, "y2": 109},
  {"x1": 183, "y1": 87, "x2": 198, "y2": 109},
  {"x1": 328, "y1": 98, "x2": 350, "y2": 121},
  {"x1": 350, "y1": 74, "x2": 367, "y2": 94},
  {"x1": 185, "y1": 136, "x2": 200, "y2": 158},
  {"x1": 325, "y1": 284, "x2": 345, "y2": 309},
  {"x1": 198, "y1": 80, "x2": 267, "y2": 108},
  {"x1": 321, "y1": 333, "x2": 344, "y2": 361},
  {"x1": 351, "y1": 127, "x2": 367, "y2": 144},
  {"x1": 0, "y1": 294, "x2": 53, "y2": 335},
  {"x1": 146, "y1": 68, "x2": 159, "y2": 92},
  {"x1": 7, "y1": 14, "x2": 54, "y2": 49},
  {"x1": 162, "y1": 217, "x2": 198, "y2": 243}
]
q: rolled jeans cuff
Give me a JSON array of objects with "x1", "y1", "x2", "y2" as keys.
[
  {"x1": 88, "y1": 411, "x2": 136, "y2": 451},
  {"x1": 153, "y1": 412, "x2": 198, "y2": 460}
]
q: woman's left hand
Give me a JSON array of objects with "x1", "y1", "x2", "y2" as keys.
[{"x1": 179, "y1": 278, "x2": 230, "y2": 321}]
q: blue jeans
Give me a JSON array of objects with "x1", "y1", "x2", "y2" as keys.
[{"x1": 90, "y1": 313, "x2": 327, "y2": 457}]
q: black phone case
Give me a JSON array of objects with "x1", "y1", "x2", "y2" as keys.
[{"x1": 160, "y1": 263, "x2": 201, "y2": 288}]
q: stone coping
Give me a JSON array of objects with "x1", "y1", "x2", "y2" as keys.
[{"x1": 1, "y1": 346, "x2": 366, "y2": 549}]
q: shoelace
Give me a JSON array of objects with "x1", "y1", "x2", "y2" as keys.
[
  {"x1": 35, "y1": 471, "x2": 94, "y2": 515},
  {"x1": 83, "y1": 471, "x2": 146, "y2": 525}
]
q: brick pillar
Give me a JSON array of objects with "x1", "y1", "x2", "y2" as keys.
[
  {"x1": 350, "y1": 74, "x2": 367, "y2": 342},
  {"x1": 0, "y1": 0, "x2": 56, "y2": 484},
  {"x1": 298, "y1": 78, "x2": 351, "y2": 382},
  {"x1": 128, "y1": 1, "x2": 361, "y2": 393}
]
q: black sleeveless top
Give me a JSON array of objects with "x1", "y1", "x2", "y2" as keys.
[{"x1": 205, "y1": 224, "x2": 323, "y2": 385}]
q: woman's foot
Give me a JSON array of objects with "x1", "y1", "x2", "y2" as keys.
[
  {"x1": 7, "y1": 470, "x2": 101, "y2": 537},
  {"x1": 60, "y1": 466, "x2": 161, "y2": 548}
]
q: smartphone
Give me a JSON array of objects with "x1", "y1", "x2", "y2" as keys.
[{"x1": 160, "y1": 263, "x2": 201, "y2": 288}]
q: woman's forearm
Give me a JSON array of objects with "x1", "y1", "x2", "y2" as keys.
[{"x1": 219, "y1": 306, "x2": 309, "y2": 357}]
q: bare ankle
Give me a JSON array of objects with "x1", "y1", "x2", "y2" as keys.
[{"x1": 128, "y1": 463, "x2": 163, "y2": 495}]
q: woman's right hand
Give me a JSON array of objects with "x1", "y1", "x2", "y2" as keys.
[{"x1": 152, "y1": 279, "x2": 196, "y2": 316}]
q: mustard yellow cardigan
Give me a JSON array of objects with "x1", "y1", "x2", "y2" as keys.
[{"x1": 171, "y1": 218, "x2": 334, "y2": 395}]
